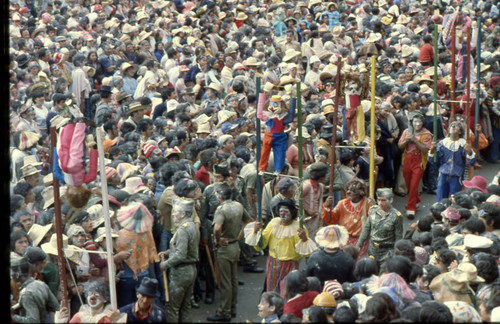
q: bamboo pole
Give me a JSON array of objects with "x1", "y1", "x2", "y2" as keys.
[
  {"x1": 369, "y1": 56, "x2": 376, "y2": 199},
  {"x1": 49, "y1": 126, "x2": 69, "y2": 310},
  {"x1": 474, "y1": 17, "x2": 481, "y2": 147},
  {"x1": 433, "y1": 25, "x2": 438, "y2": 162},
  {"x1": 95, "y1": 128, "x2": 117, "y2": 309},
  {"x1": 451, "y1": 24, "x2": 456, "y2": 122},
  {"x1": 329, "y1": 59, "x2": 342, "y2": 197},
  {"x1": 297, "y1": 81, "x2": 304, "y2": 229},
  {"x1": 466, "y1": 27, "x2": 471, "y2": 142}
]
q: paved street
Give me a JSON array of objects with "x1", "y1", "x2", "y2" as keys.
[{"x1": 192, "y1": 161, "x2": 499, "y2": 323}]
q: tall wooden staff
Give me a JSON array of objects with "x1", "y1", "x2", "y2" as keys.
[
  {"x1": 450, "y1": 24, "x2": 456, "y2": 122},
  {"x1": 255, "y1": 77, "x2": 263, "y2": 248},
  {"x1": 466, "y1": 27, "x2": 471, "y2": 142},
  {"x1": 49, "y1": 127, "x2": 69, "y2": 309},
  {"x1": 369, "y1": 56, "x2": 376, "y2": 199},
  {"x1": 433, "y1": 25, "x2": 439, "y2": 162},
  {"x1": 95, "y1": 128, "x2": 118, "y2": 309},
  {"x1": 329, "y1": 59, "x2": 342, "y2": 198},
  {"x1": 297, "y1": 80, "x2": 304, "y2": 229},
  {"x1": 474, "y1": 17, "x2": 481, "y2": 147}
]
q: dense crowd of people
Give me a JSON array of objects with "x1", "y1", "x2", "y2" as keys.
[{"x1": 8, "y1": 0, "x2": 500, "y2": 322}]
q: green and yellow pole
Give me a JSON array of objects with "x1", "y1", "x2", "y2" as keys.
[
  {"x1": 433, "y1": 26, "x2": 438, "y2": 162},
  {"x1": 369, "y1": 56, "x2": 376, "y2": 199}
]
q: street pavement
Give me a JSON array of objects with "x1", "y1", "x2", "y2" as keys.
[{"x1": 192, "y1": 161, "x2": 499, "y2": 323}]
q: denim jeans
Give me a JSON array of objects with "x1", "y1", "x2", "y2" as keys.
[{"x1": 159, "y1": 228, "x2": 172, "y2": 252}]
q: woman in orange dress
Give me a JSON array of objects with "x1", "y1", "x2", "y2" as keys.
[{"x1": 321, "y1": 178, "x2": 375, "y2": 258}]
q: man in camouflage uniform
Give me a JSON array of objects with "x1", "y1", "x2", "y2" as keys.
[
  {"x1": 207, "y1": 182, "x2": 252, "y2": 322},
  {"x1": 160, "y1": 199, "x2": 200, "y2": 323},
  {"x1": 356, "y1": 188, "x2": 403, "y2": 273}
]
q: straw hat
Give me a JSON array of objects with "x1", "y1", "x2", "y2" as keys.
[
  {"x1": 451, "y1": 262, "x2": 485, "y2": 283},
  {"x1": 117, "y1": 202, "x2": 154, "y2": 233},
  {"x1": 315, "y1": 225, "x2": 349, "y2": 249},
  {"x1": 20, "y1": 164, "x2": 41, "y2": 179},
  {"x1": 397, "y1": 14, "x2": 410, "y2": 24},
  {"x1": 94, "y1": 227, "x2": 118, "y2": 243},
  {"x1": 414, "y1": 27, "x2": 424, "y2": 34},
  {"x1": 194, "y1": 113, "x2": 211, "y2": 126},
  {"x1": 279, "y1": 75, "x2": 298, "y2": 86},
  {"x1": 331, "y1": 25, "x2": 344, "y2": 37},
  {"x1": 136, "y1": 11, "x2": 149, "y2": 22},
  {"x1": 127, "y1": 102, "x2": 145, "y2": 114},
  {"x1": 401, "y1": 44, "x2": 413, "y2": 58},
  {"x1": 419, "y1": 84, "x2": 433, "y2": 95},
  {"x1": 50, "y1": 115, "x2": 70, "y2": 129},
  {"x1": 295, "y1": 126, "x2": 311, "y2": 139},
  {"x1": 41, "y1": 233, "x2": 81, "y2": 263},
  {"x1": 28, "y1": 223, "x2": 53, "y2": 247},
  {"x1": 366, "y1": 32, "x2": 382, "y2": 43},
  {"x1": 87, "y1": 204, "x2": 115, "y2": 229},
  {"x1": 243, "y1": 57, "x2": 260, "y2": 67},
  {"x1": 418, "y1": 75, "x2": 433, "y2": 84},
  {"x1": 123, "y1": 176, "x2": 149, "y2": 195},
  {"x1": 236, "y1": 12, "x2": 248, "y2": 21},
  {"x1": 207, "y1": 82, "x2": 221, "y2": 92},
  {"x1": 197, "y1": 122, "x2": 211, "y2": 134},
  {"x1": 216, "y1": 110, "x2": 237, "y2": 127},
  {"x1": 283, "y1": 48, "x2": 301, "y2": 62}
]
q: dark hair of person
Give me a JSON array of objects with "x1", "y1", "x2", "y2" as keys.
[
  {"x1": 354, "y1": 257, "x2": 378, "y2": 281},
  {"x1": 307, "y1": 306, "x2": 328, "y2": 323},
  {"x1": 394, "y1": 239, "x2": 416, "y2": 262},
  {"x1": 470, "y1": 252, "x2": 499, "y2": 284},
  {"x1": 285, "y1": 270, "x2": 309, "y2": 301},
  {"x1": 462, "y1": 216, "x2": 486, "y2": 235},
  {"x1": 385, "y1": 255, "x2": 412, "y2": 283},
  {"x1": 417, "y1": 215, "x2": 434, "y2": 232},
  {"x1": 306, "y1": 276, "x2": 322, "y2": 293},
  {"x1": 361, "y1": 292, "x2": 398, "y2": 322},
  {"x1": 260, "y1": 291, "x2": 284, "y2": 317},
  {"x1": 333, "y1": 306, "x2": 357, "y2": 323},
  {"x1": 137, "y1": 118, "x2": 153, "y2": 133},
  {"x1": 436, "y1": 248, "x2": 458, "y2": 269},
  {"x1": 419, "y1": 300, "x2": 453, "y2": 322},
  {"x1": 409, "y1": 263, "x2": 423, "y2": 283},
  {"x1": 11, "y1": 230, "x2": 30, "y2": 252}
]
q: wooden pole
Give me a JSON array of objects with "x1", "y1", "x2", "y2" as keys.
[
  {"x1": 160, "y1": 255, "x2": 169, "y2": 302},
  {"x1": 49, "y1": 126, "x2": 69, "y2": 310},
  {"x1": 451, "y1": 24, "x2": 456, "y2": 122},
  {"x1": 474, "y1": 17, "x2": 481, "y2": 148},
  {"x1": 433, "y1": 25, "x2": 438, "y2": 162},
  {"x1": 95, "y1": 128, "x2": 117, "y2": 309},
  {"x1": 369, "y1": 56, "x2": 376, "y2": 199},
  {"x1": 466, "y1": 27, "x2": 471, "y2": 142},
  {"x1": 329, "y1": 59, "x2": 342, "y2": 198},
  {"x1": 255, "y1": 77, "x2": 262, "y2": 223},
  {"x1": 297, "y1": 80, "x2": 304, "y2": 229}
]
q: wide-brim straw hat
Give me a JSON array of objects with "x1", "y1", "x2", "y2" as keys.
[
  {"x1": 279, "y1": 75, "x2": 298, "y2": 86},
  {"x1": 401, "y1": 44, "x2": 413, "y2": 58},
  {"x1": 244, "y1": 57, "x2": 260, "y2": 67},
  {"x1": 207, "y1": 82, "x2": 221, "y2": 92},
  {"x1": 123, "y1": 176, "x2": 149, "y2": 195},
  {"x1": 216, "y1": 110, "x2": 237, "y2": 127},
  {"x1": 28, "y1": 223, "x2": 53, "y2": 247},
  {"x1": 94, "y1": 227, "x2": 118, "y2": 243},
  {"x1": 283, "y1": 48, "x2": 301, "y2": 62},
  {"x1": 236, "y1": 12, "x2": 248, "y2": 20},
  {"x1": 366, "y1": 32, "x2": 382, "y2": 43},
  {"x1": 197, "y1": 122, "x2": 211, "y2": 134},
  {"x1": 315, "y1": 225, "x2": 349, "y2": 249}
]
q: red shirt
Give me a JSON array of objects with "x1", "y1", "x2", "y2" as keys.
[
  {"x1": 283, "y1": 291, "x2": 319, "y2": 319},
  {"x1": 419, "y1": 43, "x2": 434, "y2": 63}
]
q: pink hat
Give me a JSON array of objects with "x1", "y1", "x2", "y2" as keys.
[
  {"x1": 41, "y1": 12, "x2": 52, "y2": 24},
  {"x1": 323, "y1": 280, "x2": 343, "y2": 299},
  {"x1": 441, "y1": 206, "x2": 460, "y2": 221},
  {"x1": 105, "y1": 166, "x2": 117, "y2": 181},
  {"x1": 462, "y1": 176, "x2": 488, "y2": 193}
]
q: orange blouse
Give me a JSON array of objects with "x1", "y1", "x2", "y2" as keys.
[{"x1": 321, "y1": 198, "x2": 370, "y2": 237}]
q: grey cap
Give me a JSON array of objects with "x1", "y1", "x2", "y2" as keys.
[
  {"x1": 24, "y1": 246, "x2": 47, "y2": 264},
  {"x1": 277, "y1": 177, "x2": 298, "y2": 192}
]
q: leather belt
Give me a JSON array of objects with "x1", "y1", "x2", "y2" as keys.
[{"x1": 373, "y1": 242, "x2": 394, "y2": 249}]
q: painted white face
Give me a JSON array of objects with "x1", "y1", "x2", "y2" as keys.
[
  {"x1": 412, "y1": 118, "x2": 424, "y2": 132},
  {"x1": 269, "y1": 101, "x2": 282, "y2": 114},
  {"x1": 279, "y1": 206, "x2": 292, "y2": 224},
  {"x1": 87, "y1": 290, "x2": 105, "y2": 310}
]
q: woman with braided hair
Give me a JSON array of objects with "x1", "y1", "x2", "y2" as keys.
[{"x1": 321, "y1": 177, "x2": 375, "y2": 258}]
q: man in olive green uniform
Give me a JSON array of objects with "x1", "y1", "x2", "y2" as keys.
[
  {"x1": 356, "y1": 188, "x2": 403, "y2": 273},
  {"x1": 160, "y1": 199, "x2": 200, "y2": 323},
  {"x1": 207, "y1": 182, "x2": 252, "y2": 322}
]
